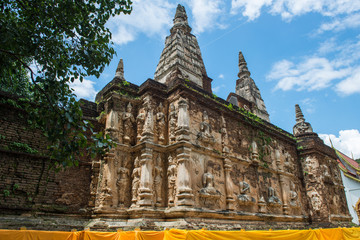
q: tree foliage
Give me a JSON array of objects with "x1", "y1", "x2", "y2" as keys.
[{"x1": 0, "y1": 0, "x2": 132, "y2": 168}]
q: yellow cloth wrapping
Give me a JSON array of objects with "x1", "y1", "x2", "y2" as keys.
[
  {"x1": 186, "y1": 229, "x2": 317, "y2": 240},
  {"x1": 1, "y1": 228, "x2": 360, "y2": 240},
  {"x1": 0, "y1": 229, "x2": 76, "y2": 240}
]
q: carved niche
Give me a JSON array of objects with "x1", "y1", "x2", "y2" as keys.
[
  {"x1": 289, "y1": 181, "x2": 299, "y2": 207},
  {"x1": 197, "y1": 111, "x2": 215, "y2": 145},
  {"x1": 268, "y1": 186, "x2": 282, "y2": 206},
  {"x1": 237, "y1": 180, "x2": 256, "y2": 205},
  {"x1": 96, "y1": 150, "x2": 115, "y2": 210},
  {"x1": 116, "y1": 155, "x2": 130, "y2": 207},
  {"x1": 199, "y1": 164, "x2": 221, "y2": 208}
]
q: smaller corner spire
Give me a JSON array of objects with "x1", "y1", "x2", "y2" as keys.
[
  {"x1": 115, "y1": 59, "x2": 124, "y2": 79},
  {"x1": 238, "y1": 51, "x2": 250, "y2": 78},
  {"x1": 295, "y1": 104, "x2": 305, "y2": 124},
  {"x1": 293, "y1": 104, "x2": 313, "y2": 136}
]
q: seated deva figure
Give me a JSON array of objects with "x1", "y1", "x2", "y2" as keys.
[
  {"x1": 268, "y1": 187, "x2": 282, "y2": 205},
  {"x1": 200, "y1": 166, "x2": 220, "y2": 196},
  {"x1": 238, "y1": 181, "x2": 255, "y2": 205}
]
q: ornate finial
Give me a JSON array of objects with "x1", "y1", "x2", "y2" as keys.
[
  {"x1": 115, "y1": 59, "x2": 124, "y2": 78},
  {"x1": 238, "y1": 51, "x2": 250, "y2": 78},
  {"x1": 293, "y1": 104, "x2": 313, "y2": 136},
  {"x1": 171, "y1": 4, "x2": 191, "y2": 34},
  {"x1": 174, "y1": 4, "x2": 187, "y2": 22}
]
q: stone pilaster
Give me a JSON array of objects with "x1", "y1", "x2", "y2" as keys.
[
  {"x1": 175, "y1": 146, "x2": 194, "y2": 206},
  {"x1": 138, "y1": 147, "x2": 153, "y2": 207},
  {"x1": 279, "y1": 175, "x2": 289, "y2": 215},
  {"x1": 224, "y1": 158, "x2": 235, "y2": 210}
]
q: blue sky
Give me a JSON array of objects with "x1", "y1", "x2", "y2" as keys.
[{"x1": 70, "y1": 0, "x2": 360, "y2": 158}]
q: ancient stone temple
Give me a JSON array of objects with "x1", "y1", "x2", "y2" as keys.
[{"x1": 0, "y1": 4, "x2": 351, "y2": 231}]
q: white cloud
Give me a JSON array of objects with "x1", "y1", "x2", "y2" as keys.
[
  {"x1": 268, "y1": 57, "x2": 350, "y2": 92},
  {"x1": 301, "y1": 98, "x2": 315, "y2": 114},
  {"x1": 212, "y1": 84, "x2": 225, "y2": 93},
  {"x1": 319, "y1": 129, "x2": 360, "y2": 159},
  {"x1": 268, "y1": 37, "x2": 360, "y2": 95},
  {"x1": 219, "y1": 74, "x2": 224, "y2": 79},
  {"x1": 231, "y1": 0, "x2": 272, "y2": 20},
  {"x1": 318, "y1": 13, "x2": 360, "y2": 33},
  {"x1": 230, "y1": 0, "x2": 360, "y2": 22},
  {"x1": 186, "y1": 0, "x2": 225, "y2": 34},
  {"x1": 336, "y1": 67, "x2": 360, "y2": 95},
  {"x1": 108, "y1": 0, "x2": 174, "y2": 45},
  {"x1": 69, "y1": 78, "x2": 97, "y2": 101}
]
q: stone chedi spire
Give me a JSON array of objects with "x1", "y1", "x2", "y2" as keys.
[
  {"x1": 293, "y1": 104, "x2": 314, "y2": 136},
  {"x1": 235, "y1": 51, "x2": 270, "y2": 122},
  {"x1": 154, "y1": 4, "x2": 212, "y2": 92}
]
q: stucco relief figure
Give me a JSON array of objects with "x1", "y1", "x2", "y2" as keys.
[
  {"x1": 131, "y1": 157, "x2": 141, "y2": 207},
  {"x1": 98, "y1": 179, "x2": 112, "y2": 209},
  {"x1": 201, "y1": 171, "x2": 216, "y2": 195},
  {"x1": 321, "y1": 164, "x2": 332, "y2": 183},
  {"x1": 268, "y1": 187, "x2": 282, "y2": 206},
  {"x1": 154, "y1": 155, "x2": 163, "y2": 206},
  {"x1": 308, "y1": 189, "x2": 322, "y2": 212},
  {"x1": 238, "y1": 181, "x2": 255, "y2": 205},
  {"x1": 199, "y1": 166, "x2": 221, "y2": 208},
  {"x1": 284, "y1": 151, "x2": 295, "y2": 172},
  {"x1": 156, "y1": 103, "x2": 166, "y2": 144},
  {"x1": 136, "y1": 108, "x2": 146, "y2": 143},
  {"x1": 169, "y1": 103, "x2": 177, "y2": 144},
  {"x1": 117, "y1": 165, "x2": 130, "y2": 207},
  {"x1": 333, "y1": 167, "x2": 341, "y2": 183},
  {"x1": 167, "y1": 155, "x2": 177, "y2": 207},
  {"x1": 293, "y1": 122, "x2": 313, "y2": 136},
  {"x1": 123, "y1": 102, "x2": 135, "y2": 145},
  {"x1": 105, "y1": 110, "x2": 120, "y2": 142},
  {"x1": 197, "y1": 111, "x2": 215, "y2": 144},
  {"x1": 289, "y1": 182, "x2": 298, "y2": 207},
  {"x1": 304, "y1": 156, "x2": 318, "y2": 182},
  {"x1": 258, "y1": 196, "x2": 266, "y2": 213}
]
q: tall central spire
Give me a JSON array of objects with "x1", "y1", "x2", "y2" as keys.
[
  {"x1": 154, "y1": 4, "x2": 212, "y2": 92},
  {"x1": 171, "y1": 4, "x2": 191, "y2": 34}
]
